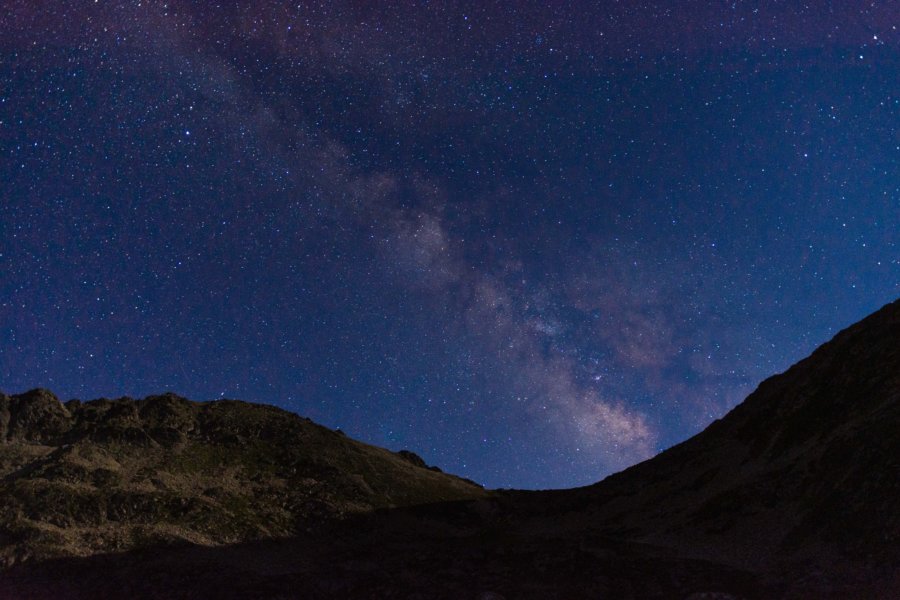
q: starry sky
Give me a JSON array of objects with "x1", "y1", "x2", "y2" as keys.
[{"x1": 1, "y1": 2, "x2": 898, "y2": 489}]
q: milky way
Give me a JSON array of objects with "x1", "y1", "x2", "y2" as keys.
[{"x1": 1, "y1": 1, "x2": 898, "y2": 488}]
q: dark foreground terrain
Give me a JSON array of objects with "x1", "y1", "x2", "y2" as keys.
[{"x1": 1, "y1": 299, "x2": 898, "y2": 599}]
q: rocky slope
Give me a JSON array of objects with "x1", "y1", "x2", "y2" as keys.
[
  {"x1": 546, "y1": 297, "x2": 898, "y2": 561},
  {"x1": 0, "y1": 390, "x2": 486, "y2": 567},
  {"x1": 496, "y1": 297, "x2": 900, "y2": 596}
]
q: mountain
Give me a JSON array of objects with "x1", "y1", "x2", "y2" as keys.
[
  {"x1": 1, "y1": 298, "x2": 898, "y2": 599},
  {"x1": 498, "y1": 296, "x2": 900, "y2": 596},
  {"x1": 0, "y1": 391, "x2": 485, "y2": 567}
]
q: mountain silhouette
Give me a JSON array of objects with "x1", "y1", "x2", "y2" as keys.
[{"x1": 1, "y1": 298, "x2": 897, "y2": 599}]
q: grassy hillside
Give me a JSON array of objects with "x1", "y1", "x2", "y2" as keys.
[{"x1": 0, "y1": 390, "x2": 486, "y2": 567}]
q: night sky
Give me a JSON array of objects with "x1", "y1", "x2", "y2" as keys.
[{"x1": 2, "y1": 2, "x2": 898, "y2": 489}]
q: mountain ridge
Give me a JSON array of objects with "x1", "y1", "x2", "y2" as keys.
[
  {"x1": 483, "y1": 297, "x2": 900, "y2": 595},
  {"x1": 1, "y1": 298, "x2": 898, "y2": 598}
]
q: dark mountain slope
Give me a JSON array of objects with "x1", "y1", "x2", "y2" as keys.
[
  {"x1": 501, "y1": 297, "x2": 900, "y2": 591},
  {"x1": 0, "y1": 391, "x2": 486, "y2": 567},
  {"x1": 596, "y1": 298, "x2": 897, "y2": 552}
]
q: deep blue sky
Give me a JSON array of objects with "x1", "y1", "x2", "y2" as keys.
[{"x1": 1, "y1": 1, "x2": 898, "y2": 489}]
